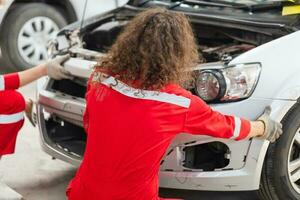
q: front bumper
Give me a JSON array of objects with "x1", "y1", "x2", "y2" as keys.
[
  {"x1": 37, "y1": 105, "x2": 83, "y2": 166},
  {"x1": 37, "y1": 77, "x2": 296, "y2": 191},
  {"x1": 159, "y1": 138, "x2": 267, "y2": 191},
  {"x1": 37, "y1": 78, "x2": 86, "y2": 166}
]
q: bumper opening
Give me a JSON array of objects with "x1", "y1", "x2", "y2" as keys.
[
  {"x1": 183, "y1": 142, "x2": 230, "y2": 171},
  {"x1": 45, "y1": 116, "x2": 86, "y2": 158},
  {"x1": 51, "y1": 78, "x2": 87, "y2": 98}
]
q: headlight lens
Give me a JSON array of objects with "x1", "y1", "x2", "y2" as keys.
[
  {"x1": 196, "y1": 70, "x2": 225, "y2": 102},
  {"x1": 195, "y1": 63, "x2": 261, "y2": 102}
]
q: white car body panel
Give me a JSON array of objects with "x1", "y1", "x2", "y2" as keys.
[
  {"x1": 160, "y1": 139, "x2": 269, "y2": 191},
  {"x1": 64, "y1": 58, "x2": 96, "y2": 78},
  {"x1": 159, "y1": 98, "x2": 295, "y2": 191},
  {"x1": 230, "y1": 30, "x2": 300, "y2": 101}
]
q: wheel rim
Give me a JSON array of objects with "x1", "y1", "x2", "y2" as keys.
[
  {"x1": 288, "y1": 129, "x2": 300, "y2": 194},
  {"x1": 17, "y1": 16, "x2": 59, "y2": 66}
]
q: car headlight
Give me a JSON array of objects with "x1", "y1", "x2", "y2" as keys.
[
  {"x1": 195, "y1": 63, "x2": 261, "y2": 102},
  {"x1": 196, "y1": 70, "x2": 226, "y2": 102}
]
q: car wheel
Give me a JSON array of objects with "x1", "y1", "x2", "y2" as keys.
[
  {"x1": 0, "y1": 3, "x2": 67, "y2": 71},
  {"x1": 258, "y1": 104, "x2": 300, "y2": 200}
]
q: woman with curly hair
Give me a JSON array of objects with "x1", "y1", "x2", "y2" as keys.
[{"x1": 67, "y1": 8, "x2": 282, "y2": 200}]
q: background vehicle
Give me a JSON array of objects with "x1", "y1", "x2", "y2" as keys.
[
  {"x1": 37, "y1": 0, "x2": 300, "y2": 200},
  {"x1": 0, "y1": 0, "x2": 127, "y2": 71}
]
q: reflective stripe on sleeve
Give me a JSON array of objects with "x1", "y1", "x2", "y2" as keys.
[
  {"x1": 0, "y1": 75, "x2": 4, "y2": 91},
  {"x1": 101, "y1": 76, "x2": 191, "y2": 108},
  {"x1": 0, "y1": 111, "x2": 24, "y2": 124},
  {"x1": 231, "y1": 117, "x2": 241, "y2": 139}
]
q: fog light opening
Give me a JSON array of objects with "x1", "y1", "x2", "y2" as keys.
[{"x1": 183, "y1": 142, "x2": 230, "y2": 171}]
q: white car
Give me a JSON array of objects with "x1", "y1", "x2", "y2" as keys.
[
  {"x1": 0, "y1": 0, "x2": 127, "y2": 70},
  {"x1": 37, "y1": 1, "x2": 300, "y2": 199}
]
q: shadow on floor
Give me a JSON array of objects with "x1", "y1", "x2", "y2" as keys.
[
  {"x1": 160, "y1": 188, "x2": 259, "y2": 200},
  {"x1": 0, "y1": 58, "x2": 15, "y2": 74}
]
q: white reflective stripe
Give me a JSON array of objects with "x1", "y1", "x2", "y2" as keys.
[
  {"x1": 231, "y1": 117, "x2": 241, "y2": 139},
  {"x1": 0, "y1": 111, "x2": 24, "y2": 124},
  {"x1": 0, "y1": 75, "x2": 4, "y2": 91},
  {"x1": 101, "y1": 76, "x2": 191, "y2": 108}
]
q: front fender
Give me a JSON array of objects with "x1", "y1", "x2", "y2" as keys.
[
  {"x1": 213, "y1": 98, "x2": 296, "y2": 190},
  {"x1": 229, "y1": 31, "x2": 300, "y2": 101},
  {"x1": 246, "y1": 99, "x2": 297, "y2": 189}
]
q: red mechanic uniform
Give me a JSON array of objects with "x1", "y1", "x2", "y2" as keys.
[
  {"x1": 67, "y1": 72, "x2": 251, "y2": 200},
  {"x1": 0, "y1": 73, "x2": 25, "y2": 155}
]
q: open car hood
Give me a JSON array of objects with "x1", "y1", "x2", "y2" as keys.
[{"x1": 58, "y1": 1, "x2": 300, "y2": 40}]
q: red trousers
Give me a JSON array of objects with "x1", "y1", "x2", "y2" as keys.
[{"x1": 0, "y1": 90, "x2": 25, "y2": 155}]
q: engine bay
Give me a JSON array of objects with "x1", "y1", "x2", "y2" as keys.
[{"x1": 82, "y1": 19, "x2": 273, "y2": 63}]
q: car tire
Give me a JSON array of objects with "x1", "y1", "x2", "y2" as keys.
[
  {"x1": 258, "y1": 103, "x2": 300, "y2": 200},
  {"x1": 0, "y1": 3, "x2": 68, "y2": 71}
]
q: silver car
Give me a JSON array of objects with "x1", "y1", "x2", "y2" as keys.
[
  {"x1": 37, "y1": 1, "x2": 300, "y2": 199},
  {"x1": 0, "y1": 0, "x2": 127, "y2": 70}
]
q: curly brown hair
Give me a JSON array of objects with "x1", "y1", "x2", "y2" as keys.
[{"x1": 95, "y1": 7, "x2": 200, "y2": 90}]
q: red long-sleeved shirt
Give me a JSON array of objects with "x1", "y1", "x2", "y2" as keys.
[
  {"x1": 0, "y1": 73, "x2": 24, "y2": 155},
  {"x1": 67, "y1": 72, "x2": 251, "y2": 200},
  {"x1": 0, "y1": 73, "x2": 20, "y2": 91}
]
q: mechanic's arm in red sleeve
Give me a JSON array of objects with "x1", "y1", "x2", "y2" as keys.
[
  {"x1": 0, "y1": 73, "x2": 20, "y2": 91},
  {"x1": 183, "y1": 95, "x2": 264, "y2": 140},
  {"x1": 1, "y1": 64, "x2": 48, "y2": 91},
  {"x1": 0, "y1": 55, "x2": 71, "y2": 91}
]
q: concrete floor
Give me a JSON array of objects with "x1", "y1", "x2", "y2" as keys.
[{"x1": 0, "y1": 68, "x2": 259, "y2": 200}]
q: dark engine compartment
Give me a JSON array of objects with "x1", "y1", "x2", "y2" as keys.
[{"x1": 83, "y1": 19, "x2": 274, "y2": 63}]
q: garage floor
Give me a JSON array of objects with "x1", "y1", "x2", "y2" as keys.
[{"x1": 0, "y1": 80, "x2": 259, "y2": 200}]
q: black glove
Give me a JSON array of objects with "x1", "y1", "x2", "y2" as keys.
[{"x1": 257, "y1": 106, "x2": 283, "y2": 143}]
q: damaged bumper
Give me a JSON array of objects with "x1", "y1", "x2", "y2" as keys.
[{"x1": 37, "y1": 77, "x2": 87, "y2": 166}]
